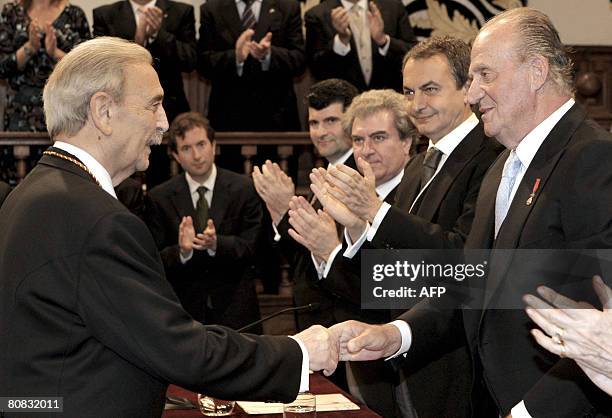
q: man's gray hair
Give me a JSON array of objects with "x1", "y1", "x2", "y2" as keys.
[
  {"x1": 342, "y1": 89, "x2": 414, "y2": 140},
  {"x1": 483, "y1": 7, "x2": 574, "y2": 95},
  {"x1": 43, "y1": 37, "x2": 153, "y2": 138}
]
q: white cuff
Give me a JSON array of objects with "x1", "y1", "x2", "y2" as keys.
[
  {"x1": 207, "y1": 249, "x2": 216, "y2": 257},
  {"x1": 385, "y1": 320, "x2": 412, "y2": 360},
  {"x1": 377, "y1": 35, "x2": 390, "y2": 55},
  {"x1": 179, "y1": 250, "x2": 193, "y2": 264},
  {"x1": 260, "y1": 51, "x2": 271, "y2": 71},
  {"x1": 319, "y1": 244, "x2": 342, "y2": 279},
  {"x1": 236, "y1": 61, "x2": 244, "y2": 76},
  {"x1": 332, "y1": 34, "x2": 351, "y2": 56},
  {"x1": 311, "y1": 252, "x2": 326, "y2": 279},
  {"x1": 272, "y1": 221, "x2": 281, "y2": 242},
  {"x1": 366, "y1": 202, "x2": 392, "y2": 242},
  {"x1": 511, "y1": 401, "x2": 533, "y2": 418},
  {"x1": 288, "y1": 335, "x2": 310, "y2": 393},
  {"x1": 343, "y1": 223, "x2": 369, "y2": 259}
]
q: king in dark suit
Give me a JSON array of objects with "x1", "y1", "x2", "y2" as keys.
[
  {"x1": 0, "y1": 37, "x2": 337, "y2": 418},
  {"x1": 305, "y1": 0, "x2": 416, "y2": 92},
  {"x1": 330, "y1": 8, "x2": 612, "y2": 418},
  {"x1": 145, "y1": 112, "x2": 263, "y2": 331},
  {"x1": 198, "y1": 0, "x2": 305, "y2": 131}
]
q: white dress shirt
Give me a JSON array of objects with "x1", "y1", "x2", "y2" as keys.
[
  {"x1": 53, "y1": 141, "x2": 117, "y2": 199},
  {"x1": 185, "y1": 165, "x2": 217, "y2": 209}
]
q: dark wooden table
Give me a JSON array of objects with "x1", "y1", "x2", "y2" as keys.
[{"x1": 163, "y1": 373, "x2": 381, "y2": 417}]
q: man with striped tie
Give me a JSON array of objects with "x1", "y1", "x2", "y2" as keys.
[{"x1": 197, "y1": 0, "x2": 305, "y2": 132}]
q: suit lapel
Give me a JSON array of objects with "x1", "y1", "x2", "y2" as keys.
[
  {"x1": 155, "y1": 0, "x2": 170, "y2": 33},
  {"x1": 209, "y1": 169, "x2": 231, "y2": 227},
  {"x1": 254, "y1": 0, "x2": 275, "y2": 40},
  {"x1": 310, "y1": 152, "x2": 357, "y2": 208},
  {"x1": 394, "y1": 154, "x2": 422, "y2": 212},
  {"x1": 221, "y1": 0, "x2": 244, "y2": 41},
  {"x1": 416, "y1": 124, "x2": 486, "y2": 221},
  {"x1": 118, "y1": 0, "x2": 137, "y2": 39},
  {"x1": 171, "y1": 174, "x2": 196, "y2": 220},
  {"x1": 482, "y1": 104, "x2": 587, "y2": 309}
]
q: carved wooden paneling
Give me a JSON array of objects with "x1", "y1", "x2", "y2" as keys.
[{"x1": 569, "y1": 46, "x2": 612, "y2": 130}]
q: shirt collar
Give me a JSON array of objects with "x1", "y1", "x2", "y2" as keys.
[
  {"x1": 376, "y1": 168, "x2": 404, "y2": 201},
  {"x1": 514, "y1": 98, "x2": 575, "y2": 168},
  {"x1": 185, "y1": 164, "x2": 217, "y2": 196},
  {"x1": 129, "y1": 0, "x2": 156, "y2": 15},
  {"x1": 53, "y1": 141, "x2": 117, "y2": 199},
  {"x1": 327, "y1": 148, "x2": 353, "y2": 167},
  {"x1": 427, "y1": 112, "x2": 479, "y2": 156},
  {"x1": 340, "y1": 0, "x2": 367, "y2": 11}
]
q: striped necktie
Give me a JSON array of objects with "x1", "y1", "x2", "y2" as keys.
[{"x1": 241, "y1": 0, "x2": 256, "y2": 30}]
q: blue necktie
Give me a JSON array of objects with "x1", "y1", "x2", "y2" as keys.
[{"x1": 494, "y1": 151, "x2": 522, "y2": 238}]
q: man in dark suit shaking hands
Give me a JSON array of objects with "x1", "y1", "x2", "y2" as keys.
[
  {"x1": 0, "y1": 37, "x2": 338, "y2": 418},
  {"x1": 330, "y1": 7, "x2": 612, "y2": 418}
]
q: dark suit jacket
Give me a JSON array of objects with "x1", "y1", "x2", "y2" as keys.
[
  {"x1": 305, "y1": 0, "x2": 415, "y2": 92},
  {"x1": 145, "y1": 168, "x2": 262, "y2": 331},
  {"x1": 401, "y1": 104, "x2": 612, "y2": 417},
  {"x1": 0, "y1": 149, "x2": 301, "y2": 418},
  {"x1": 0, "y1": 180, "x2": 10, "y2": 206},
  {"x1": 198, "y1": 0, "x2": 305, "y2": 131},
  {"x1": 115, "y1": 177, "x2": 145, "y2": 218},
  {"x1": 322, "y1": 123, "x2": 500, "y2": 418},
  {"x1": 93, "y1": 0, "x2": 196, "y2": 122},
  {"x1": 275, "y1": 154, "x2": 357, "y2": 330}
]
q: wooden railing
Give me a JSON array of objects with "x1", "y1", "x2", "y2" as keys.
[{"x1": 0, "y1": 131, "x2": 318, "y2": 184}]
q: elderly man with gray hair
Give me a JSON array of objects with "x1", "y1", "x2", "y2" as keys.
[{"x1": 0, "y1": 37, "x2": 339, "y2": 418}]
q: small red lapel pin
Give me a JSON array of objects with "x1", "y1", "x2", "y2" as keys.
[{"x1": 526, "y1": 178, "x2": 541, "y2": 206}]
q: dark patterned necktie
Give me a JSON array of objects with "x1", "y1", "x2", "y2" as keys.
[
  {"x1": 420, "y1": 147, "x2": 443, "y2": 191},
  {"x1": 241, "y1": 0, "x2": 256, "y2": 30},
  {"x1": 195, "y1": 186, "x2": 209, "y2": 232}
]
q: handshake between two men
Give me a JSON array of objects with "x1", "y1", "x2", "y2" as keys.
[{"x1": 294, "y1": 320, "x2": 404, "y2": 375}]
